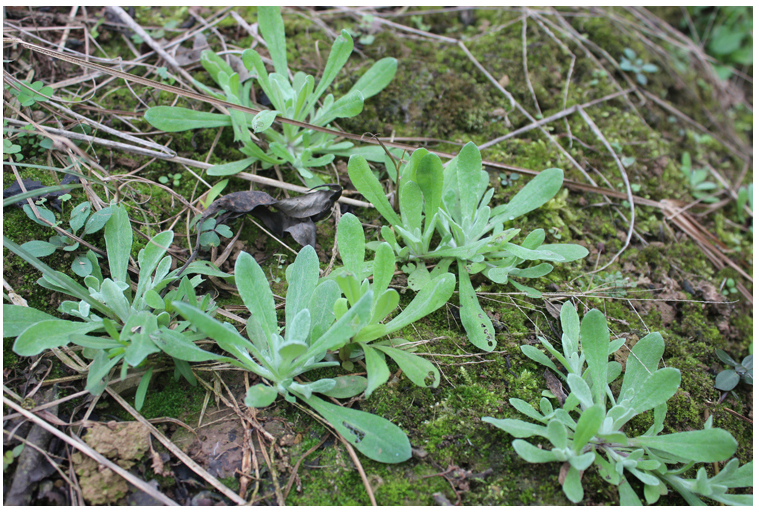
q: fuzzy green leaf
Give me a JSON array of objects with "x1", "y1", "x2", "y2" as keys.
[
  {"x1": 349, "y1": 57, "x2": 397, "y2": 99},
  {"x1": 580, "y1": 309, "x2": 609, "y2": 407},
  {"x1": 573, "y1": 404, "x2": 603, "y2": 452},
  {"x1": 375, "y1": 344, "x2": 440, "y2": 388},
  {"x1": 13, "y1": 319, "x2": 98, "y2": 356},
  {"x1": 513, "y1": 439, "x2": 560, "y2": 463},
  {"x1": 145, "y1": 107, "x2": 232, "y2": 132},
  {"x1": 363, "y1": 344, "x2": 391, "y2": 398},
  {"x1": 245, "y1": 383, "x2": 278, "y2": 408},
  {"x1": 337, "y1": 213, "x2": 365, "y2": 276},
  {"x1": 302, "y1": 394, "x2": 411, "y2": 463},
  {"x1": 491, "y1": 168, "x2": 564, "y2": 224},
  {"x1": 457, "y1": 261, "x2": 496, "y2": 351},
  {"x1": 348, "y1": 155, "x2": 402, "y2": 226},
  {"x1": 633, "y1": 429, "x2": 737, "y2": 462},
  {"x1": 104, "y1": 203, "x2": 132, "y2": 285},
  {"x1": 3, "y1": 305, "x2": 57, "y2": 337}
]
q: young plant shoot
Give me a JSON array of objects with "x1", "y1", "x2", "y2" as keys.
[
  {"x1": 144, "y1": 6, "x2": 396, "y2": 186},
  {"x1": 483, "y1": 302, "x2": 752, "y2": 506},
  {"x1": 167, "y1": 244, "x2": 413, "y2": 463},
  {"x1": 5, "y1": 203, "x2": 228, "y2": 410},
  {"x1": 348, "y1": 142, "x2": 588, "y2": 351}
]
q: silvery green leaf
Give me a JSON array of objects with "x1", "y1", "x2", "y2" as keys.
[
  {"x1": 122, "y1": 312, "x2": 160, "y2": 366},
  {"x1": 305, "y1": 30, "x2": 353, "y2": 114},
  {"x1": 457, "y1": 261, "x2": 496, "y2": 351},
  {"x1": 104, "y1": 203, "x2": 132, "y2": 285},
  {"x1": 485, "y1": 266, "x2": 511, "y2": 284},
  {"x1": 257, "y1": 7, "x2": 288, "y2": 77},
  {"x1": 456, "y1": 142, "x2": 482, "y2": 229},
  {"x1": 85, "y1": 350, "x2": 122, "y2": 393},
  {"x1": 490, "y1": 168, "x2": 563, "y2": 225},
  {"x1": 521, "y1": 345, "x2": 562, "y2": 376},
  {"x1": 509, "y1": 398, "x2": 545, "y2": 422},
  {"x1": 633, "y1": 428, "x2": 737, "y2": 462},
  {"x1": 629, "y1": 467, "x2": 661, "y2": 486},
  {"x1": 629, "y1": 367, "x2": 681, "y2": 414},
  {"x1": 135, "y1": 230, "x2": 173, "y2": 304},
  {"x1": 305, "y1": 291, "x2": 373, "y2": 359},
  {"x1": 14, "y1": 319, "x2": 96, "y2": 357},
  {"x1": 406, "y1": 262, "x2": 430, "y2": 291},
  {"x1": 546, "y1": 419, "x2": 568, "y2": 450},
  {"x1": 251, "y1": 110, "x2": 280, "y2": 132},
  {"x1": 320, "y1": 375, "x2": 367, "y2": 398},
  {"x1": 559, "y1": 301, "x2": 580, "y2": 355},
  {"x1": 562, "y1": 465, "x2": 584, "y2": 503},
  {"x1": 22, "y1": 204, "x2": 56, "y2": 226},
  {"x1": 83, "y1": 206, "x2": 113, "y2": 235},
  {"x1": 539, "y1": 397, "x2": 553, "y2": 416},
  {"x1": 235, "y1": 251, "x2": 278, "y2": 341},
  {"x1": 510, "y1": 280, "x2": 542, "y2": 299},
  {"x1": 144, "y1": 107, "x2": 232, "y2": 132},
  {"x1": 360, "y1": 272, "x2": 454, "y2": 343},
  {"x1": 3, "y1": 305, "x2": 58, "y2": 338},
  {"x1": 522, "y1": 229, "x2": 546, "y2": 250},
  {"x1": 567, "y1": 373, "x2": 594, "y2": 409},
  {"x1": 72, "y1": 254, "x2": 93, "y2": 277},
  {"x1": 337, "y1": 213, "x2": 365, "y2": 276},
  {"x1": 363, "y1": 344, "x2": 390, "y2": 398},
  {"x1": 245, "y1": 383, "x2": 278, "y2": 408},
  {"x1": 314, "y1": 90, "x2": 363, "y2": 125},
  {"x1": 618, "y1": 479, "x2": 643, "y2": 506},
  {"x1": 573, "y1": 404, "x2": 604, "y2": 453},
  {"x1": 371, "y1": 242, "x2": 395, "y2": 302},
  {"x1": 69, "y1": 334, "x2": 123, "y2": 350},
  {"x1": 605, "y1": 361, "x2": 622, "y2": 385},
  {"x1": 285, "y1": 309, "x2": 311, "y2": 345},
  {"x1": 369, "y1": 288, "x2": 399, "y2": 325},
  {"x1": 308, "y1": 280, "x2": 340, "y2": 341},
  {"x1": 537, "y1": 244, "x2": 589, "y2": 262},
  {"x1": 509, "y1": 263, "x2": 553, "y2": 279},
  {"x1": 580, "y1": 309, "x2": 609, "y2": 407},
  {"x1": 482, "y1": 417, "x2": 548, "y2": 438},
  {"x1": 99, "y1": 279, "x2": 131, "y2": 323},
  {"x1": 569, "y1": 451, "x2": 596, "y2": 471},
  {"x1": 69, "y1": 201, "x2": 91, "y2": 233},
  {"x1": 278, "y1": 340, "x2": 309, "y2": 368},
  {"x1": 301, "y1": 394, "x2": 411, "y2": 463},
  {"x1": 619, "y1": 332, "x2": 664, "y2": 402},
  {"x1": 348, "y1": 155, "x2": 402, "y2": 227},
  {"x1": 512, "y1": 439, "x2": 559, "y2": 463},
  {"x1": 172, "y1": 301, "x2": 275, "y2": 378},
  {"x1": 415, "y1": 152, "x2": 444, "y2": 222},
  {"x1": 375, "y1": 344, "x2": 440, "y2": 388},
  {"x1": 20, "y1": 240, "x2": 57, "y2": 258},
  {"x1": 349, "y1": 57, "x2": 397, "y2": 99},
  {"x1": 503, "y1": 243, "x2": 565, "y2": 261},
  {"x1": 400, "y1": 181, "x2": 424, "y2": 234}
]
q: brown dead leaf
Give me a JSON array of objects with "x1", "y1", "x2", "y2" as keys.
[
  {"x1": 498, "y1": 74, "x2": 510, "y2": 88},
  {"x1": 544, "y1": 369, "x2": 567, "y2": 405}
]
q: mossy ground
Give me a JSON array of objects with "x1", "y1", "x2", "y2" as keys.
[{"x1": 3, "y1": 6, "x2": 752, "y2": 506}]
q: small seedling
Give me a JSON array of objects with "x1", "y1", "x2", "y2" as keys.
[
  {"x1": 714, "y1": 349, "x2": 752, "y2": 392},
  {"x1": 158, "y1": 172, "x2": 183, "y2": 187},
  {"x1": 680, "y1": 152, "x2": 720, "y2": 203},
  {"x1": 619, "y1": 48, "x2": 659, "y2": 86},
  {"x1": 144, "y1": 6, "x2": 397, "y2": 186},
  {"x1": 483, "y1": 301, "x2": 752, "y2": 505}
]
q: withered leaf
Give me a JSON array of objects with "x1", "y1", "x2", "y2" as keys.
[{"x1": 544, "y1": 368, "x2": 567, "y2": 405}]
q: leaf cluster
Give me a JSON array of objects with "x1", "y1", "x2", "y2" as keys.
[
  {"x1": 680, "y1": 151, "x2": 720, "y2": 203},
  {"x1": 619, "y1": 48, "x2": 659, "y2": 86},
  {"x1": 167, "y1": 233, "x2": 448, "y2": 463},
  {"x1": 5, "y1": 204, "x2": 229, "y2": 410},
  {"x1": 483, "y1": 301, "x2": 752, "y2": 506},
  {"x1": 348, "y1": 142, "x2": 587, "y2": 351},
  {"x1": 714, "y1": 349, "x2": 753, "y2": 392},
  {"x1": 144, "y1": 6, "x2": 396, "y2": 186}
]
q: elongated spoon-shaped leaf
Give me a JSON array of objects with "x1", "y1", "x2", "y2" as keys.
[
  {"x1": 144, "y1": 107, "x2": 232, "y2": 132},
  {"x1": 302, "y1": 394, "x2": 411, "y2": 463},
  {"x1": 580, "y1": 309, "x2": 609, "y2": 408},
  {"x1": 236, "y1": 251, "x2": 278, "y2": 340},
  {"x1": 491, "y1": 168, "x2": 564, "y2": 224},
  {"x1": 457, "y1": 260, "x2": 496, "y2": 351},
  {"x1": 257, "y1": 6, "x2": 288, "y2": 77},
  {"x1": 348, "y1": 155, "x2": 402, "y2": 226},
  {"x1": 104, "y1": 203, "x2": 132, "y2": 285}
]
